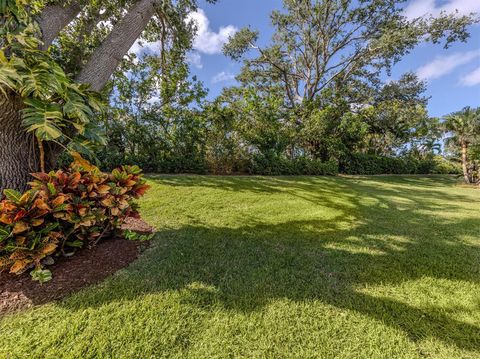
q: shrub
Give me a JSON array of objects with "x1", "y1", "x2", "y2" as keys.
[
  {"x1": 0, "y1": 154, "x2": 149, "y2": 277},
  {"x1": 249, "y1": 154, "x2": 338, "y2": 176},
  {"x1": 96, "y1": 150, "x2": 208, "y2": 175},
  {"x1": 340, "y1": 153, "x2": 461, "y2": 175},
  {"x1": 431, "y1": 156, "x2": 462, "y2": 175},
  {"x1": 340, "y1": 154, "x2": 412, "y2": 175}
]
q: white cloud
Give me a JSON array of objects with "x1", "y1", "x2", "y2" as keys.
[
  {"x1": 416, "y1": 49, "x2": 480, "y2": 80},
  {"x1": 186, "y1": 52, "x2": 203, "y2": 69},
  {"x1": 129, "y1": 40, "x2": 161, "y2": 56},
  {"x1": 404, "y1": 0, "x2": 480, "y2": 19},
  {"x1": 187, "y1": 9, "x2": 238, "y2": 54},
  {"x1": 460, "y1": 67, "x2": 480, "y2": 86},
  {"x1": 212, "y1": 71, "x2": 235, "y2": 83}
]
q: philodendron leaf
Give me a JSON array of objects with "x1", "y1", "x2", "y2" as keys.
[{"x1": 22, "y1": 98, "x2": 64, "y2": 140}]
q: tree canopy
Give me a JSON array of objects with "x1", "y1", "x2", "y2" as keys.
[{"x1": 224, "y1": 0, "x2": 476, "y2": 108}]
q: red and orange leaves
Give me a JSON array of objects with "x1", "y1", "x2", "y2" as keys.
[{"x1": 0, "y1": 154, "x2": 149, "y2": 275}]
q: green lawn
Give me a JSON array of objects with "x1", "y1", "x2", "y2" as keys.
[{"x1": 1, "y1": 175, "x2": 479, "y2": 358}]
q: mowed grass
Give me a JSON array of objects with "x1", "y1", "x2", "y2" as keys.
[{"x1": 1, "y1": 175, "x2": 479, "y2": 358}]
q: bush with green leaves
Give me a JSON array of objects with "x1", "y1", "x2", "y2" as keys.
[
  {"x1": 430, "y1": 156, "x2": 462, "y2": 175},
  {"x1": 339, "y1": 153, "x2": 461, "y2": 175},
  {"x1": 249, "y1": 154, "x2": 338, "y2": 176}
]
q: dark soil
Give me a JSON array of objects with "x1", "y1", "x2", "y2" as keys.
[{"x1": 0, "y1": 218, "x2": 154, "y2": 315}]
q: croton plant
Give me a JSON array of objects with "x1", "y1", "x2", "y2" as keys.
[{"x1": 0, "y1": 154, "x2": 149, "y2": 281}]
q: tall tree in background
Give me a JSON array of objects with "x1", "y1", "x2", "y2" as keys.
[
  {"x1": 221, "y1": 0, "x2": 476, "y2": 164},
  {"x1": 0, "y1": 0, "x2": 214, "y2": 192},
  {"x1": 224, "y1": 0, "x2": 476, "y2": 109},
  {"x1": 360, "y1": 73, "x2": 432, "y2": 156},
  {"x1": 443, "y1": 107, "x2": 480, "y2": 184}
]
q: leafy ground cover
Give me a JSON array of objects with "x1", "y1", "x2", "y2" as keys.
[{"x1": 0, "y1": 175, "x2": 479, "y2": 358}]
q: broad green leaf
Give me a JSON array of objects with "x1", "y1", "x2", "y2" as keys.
[
  {"x1": 47, "y1": 182, "x2": 56, "y2": 196},
  {"x1": 65, "y1": 240, "x2": 83, "y2": 248},
  {"x1": 3, "y1": 189, "x2": 22, "y2": 202},
  {"x1": 22, "y1": 99, "x2": 64, "y2": 140},
  {"x1": 38, "y1": 222, "x2": 59, "y2": 235},
  {"x1": 0, "y1": 63, "x2": 19, "y2": 94}
]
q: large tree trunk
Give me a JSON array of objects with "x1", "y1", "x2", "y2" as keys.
[
  {"x1": 461, "y1": 141, "x2": 470, "y2": 184},
  {"x1": 76, "y1": 0, "x2": 157, "y2": 91},
  {"x1": 0, "y1": 92, "x2": 39, "y2": 193},
  {"x1": 0, "y1": 3, "x2": 81, "y2": 194}
]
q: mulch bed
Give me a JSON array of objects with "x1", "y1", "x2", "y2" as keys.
[{"x1": 0, "y1": 218, "x2": 154, "y2": 315}]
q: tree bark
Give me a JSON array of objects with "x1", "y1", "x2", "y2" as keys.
[
  {"x1": 0, "y1": 92, "x2": 39, "y2": 193},
  {"x1": 37, "y1": 2, "x2": 82, "y2": 51},
  {"x1": 461, "y1": 141, "x2": 470, "y2": 184},
  {"x1": 0, "y1": 3, "x2": 82, "y2": 193},
  {"x1": 76, "y1": 0, "x2": 157, "y2": 91}
]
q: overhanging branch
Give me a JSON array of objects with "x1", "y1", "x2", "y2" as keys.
[{"x1": 37, "y1": 2, "x2": 82, "y2": 51}]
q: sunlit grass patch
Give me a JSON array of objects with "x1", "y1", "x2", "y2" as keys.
[{"x1": 1, "y1": 175, "x2": 479, "y2": 358}]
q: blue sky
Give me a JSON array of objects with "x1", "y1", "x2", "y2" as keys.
[{"x1": 184, "y1": 0, "x2": 480, "y2": 118}]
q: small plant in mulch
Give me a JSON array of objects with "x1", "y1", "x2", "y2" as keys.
[
  {"x1": 123, "y1": 229, "x2": 154, "y2": 242},
  {"x1": 0, "y1": 153, "x2": 150, "y2": 282}
]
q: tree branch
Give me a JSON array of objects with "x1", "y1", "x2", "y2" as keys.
[
  {"x1": 37, "y1": 2, "x2": 82, "y2": 51},
  {"x1": 76, "y1": 0, "x2": 159, "y2": 91}
]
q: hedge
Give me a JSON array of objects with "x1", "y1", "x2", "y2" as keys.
[
  {"x1": 249, "y1": 155, "x2": 339, "y2": 176},
  {"x1": 339, "y1": 154, "x2": 461, "y2": 175}
]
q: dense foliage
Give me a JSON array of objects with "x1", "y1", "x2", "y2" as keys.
[
  {"x1": 0, "y1": 0, "x2": 105, "y2": 170},
  {"x1": 249, "y1": 156, "x2": 339, "y2": 176},
  {"x1": 94, "y1": 0, "x2": 474, "y2": 177},
  {"x1": 0, "y1": 0, "x2": 220, "y2": 193},
  {"x1": 98, "y1": 82, "x2": 462, "y2": 176},
  {"x1": 0, "y1": 155, "x2": 149, "y2": 280},
  {"x1": 339, "y1": 154, "x2": 460, "y2": 176},
  {"x1": 1, "y1": 0, "x2": 476, "y2": 183}
]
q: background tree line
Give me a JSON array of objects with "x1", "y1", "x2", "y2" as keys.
[
  {"x1": 1, "y1": 0, "x2": 479, "y2": 193},
  {"x1": 96, "y1": 0, "x2": 479, "y2": 181}
]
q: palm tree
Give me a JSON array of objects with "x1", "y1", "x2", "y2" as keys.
[{"x1": 443, "y1": 107, "x2": 480, "y2": 183}]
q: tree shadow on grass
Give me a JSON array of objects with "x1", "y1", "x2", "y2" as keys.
[
  {"x1": 148, "y1": 174, "x2": 460, "y2": 194},
  {"x1": 59, "y1": 177, "x2": 480, "y2": 351},
  {"x1": 148, "y1": 174, "x2": 471, "y2": 212}
]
